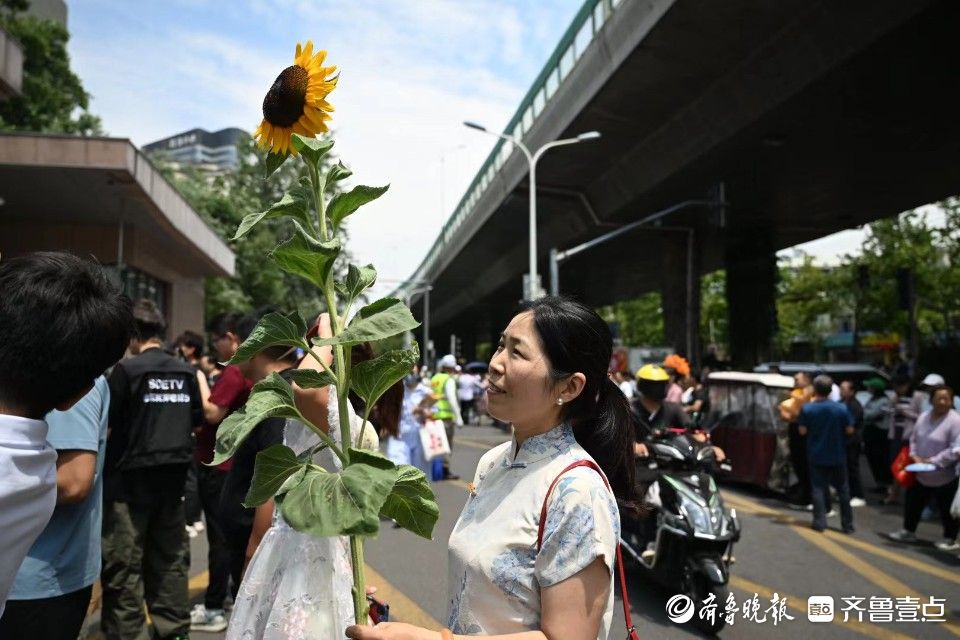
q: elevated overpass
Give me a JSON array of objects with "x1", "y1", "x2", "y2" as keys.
[{"x1": 398, "y1": 0, "x2": 960, "y2": 368}]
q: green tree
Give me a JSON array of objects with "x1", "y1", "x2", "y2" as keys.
[
  {"x1": 598, "y1": 293, "x2": 664, "y2": 346},
  {"x1": 161, "y1": 135, "x2": 352, "y2": 320},
  {"x1": 0, "y1": 0, "x2": 102, "y2": 134},
  {"x1": 700, "y1": 269, "x2": 728, "y2": 353},
  {"x1": 775, "y1": 252, "x2": 852, "y2": 354}
]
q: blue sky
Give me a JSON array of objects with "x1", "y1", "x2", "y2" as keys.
[{"x1": 66, "y1": 0, "x2": 867, "y2": 293}]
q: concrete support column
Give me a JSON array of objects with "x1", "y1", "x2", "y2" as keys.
[
  {"x1": 725, "y1": 232, "x2": 778, "y2": 370},
  {"x1": 660, "y1": 230, "x2": 702, "y2": 369}
]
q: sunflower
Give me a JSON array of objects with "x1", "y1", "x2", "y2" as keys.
[{"x1": 254, "y1": 41, "x2": 338, "y2": 156}]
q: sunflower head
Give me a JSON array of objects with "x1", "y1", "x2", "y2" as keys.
[{"x1": 254, "y1": 41, "x2": 337, "y2": 156}]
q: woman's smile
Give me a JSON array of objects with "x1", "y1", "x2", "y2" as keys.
[{"x1": 484, "y1": 379, "x2": 506, "y2": 396}]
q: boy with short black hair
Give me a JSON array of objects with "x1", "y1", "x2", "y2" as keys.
[
  {"x1": 0, "y1": 251, "x2": 132, "y2": 616},
  {"x1": 102, "y1": 299, "x2": 202, "y2": 640}
]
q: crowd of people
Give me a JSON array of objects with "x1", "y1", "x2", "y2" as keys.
[{"x1": 2, "y1": 250, "x2": 960, "y2": 640}]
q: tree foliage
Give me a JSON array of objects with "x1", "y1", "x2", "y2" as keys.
[
  {"x1": 598, "y1": 292, "x2": 664, "y2": 346},
  {"x1": 0, "y1": 0, "x2": 102, "y2": 134},
  {"x1": 159, "y1": 136, "x2": 353, "y2": 320}
]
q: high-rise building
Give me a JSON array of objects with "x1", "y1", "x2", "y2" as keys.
[{"x1": 144, "y1": 127, "x2": 248, "y2": 171}]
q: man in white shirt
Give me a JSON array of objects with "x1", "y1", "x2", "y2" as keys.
[{"x1": 0, "y1": 252, "x2": 132, "y2": 616}]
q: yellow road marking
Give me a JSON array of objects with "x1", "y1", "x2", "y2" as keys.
[
  {"x1": 730, "y1": 574, "x2": 915, "y2": 640},
  {"x1": 721, "y1": 492, "x2": 960, "y2": 586}
]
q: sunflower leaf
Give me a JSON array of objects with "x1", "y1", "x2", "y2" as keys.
[
  {"x1": 329, "y1": 184, "x2": 390, "y2": 230},
  {"x1": 380, "y1": 464, "x2": 439, "y2": 539},
  {"x1": 291, "y1": 134, "x2": 334, "y2": 169},
  {"x1": 334, "y1": 263, "x2": 377, "y2": 304},
  {"x1": 286, "y1": 368, "x2": 338, "y2": 389},
  {"x1": 234, "y1": 189, "x2": 313, "y2": 241},
  {"x1": 265, "y1": 151, "x2": 288, "y2": 178},
  {"x1": 312, "y1": 298, "x2": 420, "y2": 348},
  {"x1": 229, "y1": 310, "x2": 309, "y2": 364},
  {"x1": 280, "y1": 448, "x2": 399, "y2": 537},
  {"x1": 271, "y1": 221, "x2": 341, "y2": 289},
  {"x1": 243, "y1": 444, "x2": 304, "y2": 507},
  {"x1": 350, "y1": 343, "x2": 419, "y2": 410},
  {"x1": 210, "y1": 373, "x2": 301, "y2": 466},
  {"x1": 327, "y1": 161, "x2": 352, "y2": 184}
]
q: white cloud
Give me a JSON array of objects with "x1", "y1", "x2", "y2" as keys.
[{"x1": 69, "y1": 0, "x2": 582, "y2": 298}]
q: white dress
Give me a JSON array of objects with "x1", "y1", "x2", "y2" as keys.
[
  {"x1": 447, "y1": 423, "x2": 620, "y2": 639},
  {"x1": 226, "y1": 400, "x2": 373, "y2": 640}
]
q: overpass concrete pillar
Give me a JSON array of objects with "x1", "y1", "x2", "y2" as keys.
[
  {"x1": 724, "y1": 232, "x2": 778, "y2": 370},
  {"x1": 660, "y1": 230, "x2": 702, "y2": 370}
]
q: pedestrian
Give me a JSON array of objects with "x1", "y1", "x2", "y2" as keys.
[
  {"x1": 176, "y1": 330, "x2": 205, "y2": 368},
  {"x1": 200, "y1": 353, "x2": 223, "y2": 385},
  {"x1": 0, "y1": 379, "x2": 112, "y2": 640},
  {"x1": 839, "y1": 380, "x2": 867, "y2": 507},
  {"x1": 217, "y1": 332, "x2": 301, "y2": 604},
  {"x1": 0, "y1": 252, "x2": 131, "y2": 618},
  {"x1": 432, "y1": 354, "x2": 464, "y2": 480},
  {"x1": 683, "y1": 371, "x2": 711, "y2": 427},
  {"x1": 798, "y1": 375, "x2": 855, "y2": 534},
  {"x1": 101, "y1": 299, "x2": 202, "y2": 640},
  {"x1": 861, "y1": 377, "x2": 893, "y2": 493},
  {"x1": 384, "y1": 365, "x2": 434, "y2": 475},
  {"x1": 345, "y1": 296, "x2": 638, "y2": 640},
  {"x1": 884, "y1": 375, "x2": 917, "y2": 505},
  {"x1": 782, "y1": 371, "x2": 814, "y2": 507},
  {"x1": 189, "y1": 312, "x2": 256, "y2": 631},
  {"x1": 177, "y1": 330, "x2": 206, "y2": 537},
  {"x1": 887, "y1": 386, "x2": 960, "y2": 549},
  {"x1": 457, "y1": 368, "x2": 480, "y2": 426},
  {"x1": 912, "y1": 373, "x2": 960, "y2": 413},
  {"x1": 615, "y1": 370, "x2": 635, "y2": 400},
  {"x1": 225, "y1": 315, "x2": 401, "y2": 639}
]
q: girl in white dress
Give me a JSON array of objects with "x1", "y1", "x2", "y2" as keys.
[
  {"x1": 347, "y1": 296, "x2": 641, "y2": 640},
  {"x1": 226, "y1": 318, "x2": 400, "y2": 640}
]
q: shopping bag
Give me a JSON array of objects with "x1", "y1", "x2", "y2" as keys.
[
  {"x1": 420, "y1": 419, "x2": 451, "y2": 461},
  {"x1": 950, "y1": 482, "x2": 960, "y2": 520},
  {"x1": 890, "y1": 445, "x2": 917, "y2": 489}
]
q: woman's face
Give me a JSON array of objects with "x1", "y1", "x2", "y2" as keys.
[
  {"x1": 932, "y1": 389, "x2": 953, "y2": 414},
  {"x1": 485, "y1": 311, "x2": 559, "y2": 427}
]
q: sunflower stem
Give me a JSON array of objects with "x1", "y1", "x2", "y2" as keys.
[{"x1": 307, "y1": 161, "x2": 330, "y2": 242}]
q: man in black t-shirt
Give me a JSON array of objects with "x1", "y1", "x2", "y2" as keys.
[{"x1": 102, "y1": 300, "x2": 201, "y2": 640}]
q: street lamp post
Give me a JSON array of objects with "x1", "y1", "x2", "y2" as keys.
[{"x1": 464, "y1": 121, "x2": 600, "y2": 300}]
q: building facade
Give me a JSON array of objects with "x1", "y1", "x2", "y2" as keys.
[{"x1": 143, "y1": 127, "x2": 248, "y2": 171}]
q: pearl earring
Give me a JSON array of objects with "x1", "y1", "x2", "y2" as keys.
[{"x1": 557, "y1": 398, "x2": 563, "y2": 405}]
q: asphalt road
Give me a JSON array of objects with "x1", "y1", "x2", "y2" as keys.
[{"x1": 87, "y1": 422, "x2": 960, "y2": 639}]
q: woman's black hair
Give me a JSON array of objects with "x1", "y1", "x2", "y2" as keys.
[{"x1": 520, "y1": 295, "x2": 639, "y2": 513}]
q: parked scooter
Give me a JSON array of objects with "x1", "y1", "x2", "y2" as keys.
[{"x1": 621, "y1": 429, "x2": 741, "y2": 634}]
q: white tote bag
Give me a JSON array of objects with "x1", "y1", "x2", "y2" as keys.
[
  {"x1": 419, "y1": 419, "x2": 451, "y2": 461},
  {"x1": 950, "y1": 481, "x2": 960, "y2": 520}
]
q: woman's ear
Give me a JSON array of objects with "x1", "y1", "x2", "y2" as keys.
[{"x1": 559, "y1": 372, "x2": 587, "y2": 404}]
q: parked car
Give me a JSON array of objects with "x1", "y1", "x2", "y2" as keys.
[{"x1": 702, "y1": 372, "x2": 795, "y2": 492}]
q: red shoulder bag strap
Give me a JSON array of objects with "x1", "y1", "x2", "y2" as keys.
[{"x1": 537, "y1": 460, "x2": 640, "y2": 640}]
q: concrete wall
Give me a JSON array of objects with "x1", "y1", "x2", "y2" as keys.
[{"x1": 0, "y1": 26, "x2": 24, "y2": 98}]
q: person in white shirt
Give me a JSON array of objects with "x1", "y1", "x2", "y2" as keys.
[{"x1": 0, "y1": 252, "x2": 132, "y2": 617}]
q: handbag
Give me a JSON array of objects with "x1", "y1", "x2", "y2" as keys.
[
  {"x1": 890, "y1": 444, "x2": 917, "y2": 489},
  {"x1": 950, "y1": 481, "x2": 960, "y2": 520},
  {"x1": 538, "y1": 460, "x2": 640, "y2": 640},
  {"x1": 419, "y1": 418, "x2": 451, "y2": 461}
]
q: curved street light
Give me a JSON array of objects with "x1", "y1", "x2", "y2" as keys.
[{"x1": 464, "y1": 121, "x2": 601, "y2": 300}]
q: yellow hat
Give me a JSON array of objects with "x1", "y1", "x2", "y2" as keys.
[{"x1": 636, "y1": 364, "x2": 670, "y2": 382}]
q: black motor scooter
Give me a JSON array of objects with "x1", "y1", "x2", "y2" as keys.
[{"x1": 621, "y1": 430, "x2": 741, "y2": 634}]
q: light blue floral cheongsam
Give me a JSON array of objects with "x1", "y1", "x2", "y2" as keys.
[{"x1": 446, "y1": 423, "x2": 620, "y2": 639}]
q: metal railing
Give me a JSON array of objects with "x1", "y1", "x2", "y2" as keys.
[{"x1": 397, "y1": 0, "x2": 622, "y2": 299}]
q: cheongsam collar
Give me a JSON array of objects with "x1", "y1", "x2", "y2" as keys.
[{"x1": 508, "y1": 422, "x2": 576, "y2": 467}]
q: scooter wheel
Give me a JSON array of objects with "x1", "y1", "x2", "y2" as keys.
[{"x1": 683, "y1": 573, "x2": 728, "y2": 635}]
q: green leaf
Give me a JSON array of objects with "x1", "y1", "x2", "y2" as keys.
[
  {"x1": 351, "y1": 344, "x2": 419, "y2": 408},
  {"x1": 380, "y1": 464, "x2": 440, "y2": 539},
  {"x1": 291, "y1": 134, "x2": 334, "y2": 168},
  {"x1": 280, "y1": 451, "x2": 399, "y2": 537},
  {"x1": 230, "y1": 310, "x2": 308, "y2": 364},
  {"x1": 210, "y1": 373, "x2": 302, "y2": 466},
  {"x1": 313, "y1": 298, "x2": 420, "y2": 348},
  {"x1": 328, "y1": 184, "x2": 389, "y2": 229},
  {"x1": 244, "y1": 444, "x2": 304, "y2": 507},
  {"x1": 265, "y1": 151, "x2": 288, "y2": 178},
  {"x1": 286, "y1": 368, "x2": 338, "y2": 389},
  {"x1": 327, "y1": 161, "x2": 352, "y2": 183},
  {"x1": 335, "y1": 263, "x2": 377, "y2": 303},
  {"x1": 271, "y1": 222, "x2": 341, "y2": 289},
  {"x1": 233, "y1": 189, "x2": 313, "y2": 241}
]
